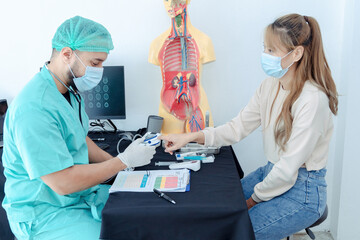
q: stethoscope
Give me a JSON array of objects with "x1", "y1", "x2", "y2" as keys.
[{"x1": 44, "y1": 62, "x2": 83, "y2": 125}]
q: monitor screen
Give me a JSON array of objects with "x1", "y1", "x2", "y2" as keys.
[{"x1": 81, "y1": 66, "x2": 126, "y2": 120}]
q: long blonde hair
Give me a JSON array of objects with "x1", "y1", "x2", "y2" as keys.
[{"x1": 266, "y1": 14, "x2": 338, "y2": 151}]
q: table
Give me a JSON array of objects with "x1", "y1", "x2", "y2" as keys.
[{"x1": 90, "y1": 132, "x2": 255, "y2": 240}]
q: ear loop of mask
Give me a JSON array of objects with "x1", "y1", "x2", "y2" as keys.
[
  {"x1": 67, "y1": 51, "x2": 86, "y2": 79},
  {"x1": 281, "y1": 50, "x2": 295, "y2": 70}
]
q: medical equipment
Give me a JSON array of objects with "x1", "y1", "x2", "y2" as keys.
[
  {"x1": 169, "y1": 160, "x2": 201, "y2": 172},
  {"x1": 142, "y1": 133, "x2": 162, "y2": 147},
  {"x1": 179, "y1": 143, "x2": 220, "y2": 154}
]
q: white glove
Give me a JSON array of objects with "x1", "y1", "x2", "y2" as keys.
[{"x1": 117, "y1": 137, "x2": 156, "y2": 168}]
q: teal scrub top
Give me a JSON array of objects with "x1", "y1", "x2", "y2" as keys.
[{"x1": 2, "y1": 66, "x2": 103, "y2": 223}]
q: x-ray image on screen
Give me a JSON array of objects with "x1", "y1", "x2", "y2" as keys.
[{"x1": 81, "y1": 66, "x2": 126, "y2": 120}]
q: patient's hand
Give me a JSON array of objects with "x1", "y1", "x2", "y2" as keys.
[
  {"x1": 158, "y1": 134, "x2": 189, "y2": 154},
  {"x1": 158, "y1": 132, "x2": 205, "y2": 154},
  {"x1": 246, "y1": 197, "x2": 258, "y2": 210}
]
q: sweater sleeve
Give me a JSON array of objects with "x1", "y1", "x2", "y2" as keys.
[
  {"x1": 252, "y1": 91, "x2": 329, "y2": 202},
  {"x1": 201, "y1": 83, "x2": 262, "y2": 147}
]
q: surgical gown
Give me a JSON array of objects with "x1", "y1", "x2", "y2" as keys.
[{"x1": 2, "y1": 66, "x2": 110, "y2": 239}]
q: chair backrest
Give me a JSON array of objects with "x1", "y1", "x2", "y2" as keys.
[
  {"x1": 0, "y1": 99, "x2": 8, "y2": 135},
  {"x1": 0, "y1": 150, "x2": 15, "y2": 240}
]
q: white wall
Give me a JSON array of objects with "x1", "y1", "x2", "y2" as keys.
[
  {"x1": 0, "y1": 0, "x2": 356, "y2": 237},
  {"x1": 330, "y1": 0, "x2": 360, "y2": 239}
]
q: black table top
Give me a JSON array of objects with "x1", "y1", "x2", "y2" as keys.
[
  {"x1": 91, "y1": 132, "x2": 255, "y2": 240},
  {"x1": 0, "y1": 132, "x2": 255, "y2": 240}
]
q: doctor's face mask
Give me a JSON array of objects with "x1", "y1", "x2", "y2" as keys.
[{"x1": 67, "y1": 52, "x2": 104, "y2": 92}]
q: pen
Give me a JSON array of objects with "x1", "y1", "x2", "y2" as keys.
[{"x1": 153, "y1": 188, "x2": 176, "y2": 204}]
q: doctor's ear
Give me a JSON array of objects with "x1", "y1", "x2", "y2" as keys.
[
  {"x1": 293, "y1": 46, "x2": 304, "y2": 62},
  {"x1": 60, "y1": 47, "x2": 74, "y2": 64}
]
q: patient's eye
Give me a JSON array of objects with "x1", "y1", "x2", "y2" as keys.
[
  {"x1": 263, "y1": 43, "x2": 274, "y2": 54},
  {"x1": 263, "y1": 47, "x2": 273, "y2": 54}
]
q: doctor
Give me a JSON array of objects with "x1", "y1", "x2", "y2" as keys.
[{"x1": 2, "y1": 16, "x2": 155, "y2": 239}]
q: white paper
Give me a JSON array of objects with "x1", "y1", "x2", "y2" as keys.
[{"x1": 109, "y1": 169, "x2": 190, "y2": 193}]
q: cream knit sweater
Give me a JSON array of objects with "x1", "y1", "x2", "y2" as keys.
[{"x1": 202, "y1": 77, "x2": 333, "y2": 202}]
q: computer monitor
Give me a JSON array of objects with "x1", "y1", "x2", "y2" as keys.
[
  {"x1": 0, "y1": 99, "x2": 7, "y2": 116},
  {"x1": 81, "y1": 66, "x2": 126, "y2": 120}
]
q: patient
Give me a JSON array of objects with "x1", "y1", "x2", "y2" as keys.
[{"x1": 159, "y1": 13, "x2": 338, "y2": 240}]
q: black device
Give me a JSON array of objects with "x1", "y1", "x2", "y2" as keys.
[
  {"x1": 81, "y1": 66, "x2": 126, "y2": 121},
  {"x1": 146, "y1": 115, "x2": 163, "y2": 133},
  {"x1": 0, "y1": 99, "x2": 8, "y2": 148}
]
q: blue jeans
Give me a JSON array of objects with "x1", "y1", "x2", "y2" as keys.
[{"x1": 241, "y1": 162, "x2": 327, "y2": 240}]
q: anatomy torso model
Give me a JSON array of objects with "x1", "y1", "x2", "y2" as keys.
[{"x1": 149, "y1": 0, "x2": 215, "y2": 134}]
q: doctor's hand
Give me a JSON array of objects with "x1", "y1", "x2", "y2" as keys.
[
  {"x1": 159, "y1": 132, "x2": 205, "y2": 154},
  {"x1": 117, "y1": 137, "x2": 156, "y2": 168}
]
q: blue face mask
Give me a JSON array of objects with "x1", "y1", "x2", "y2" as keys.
[
  {"x1": 68, "y1": 52, "x2": 104, "y2": 92},
  {"x1": 261, "y1": 50, "x2": 294, "y2": 79}
]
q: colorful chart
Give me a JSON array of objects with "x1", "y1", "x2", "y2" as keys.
[
  {"x1": 117, "y1": 174, "x2": 149, "y2": 189},
  {"x1": 154, "y1": 176, "x2": 179, "y2": 189},
  {"x1": 109, "y1": 169, "x2": 189, "y2": 193}
]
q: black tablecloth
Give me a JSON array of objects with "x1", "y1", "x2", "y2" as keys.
[{"x1": 90, "y1": 132, "x2": 255, "y2": 240}]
